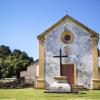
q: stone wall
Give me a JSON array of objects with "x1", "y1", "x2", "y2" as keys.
[
  {"x1": 44, "y1": 19, "x2": 93, "y2": 88},
  {"x1": 20, "y1": 61, "x2": 39, "y2": 85}
]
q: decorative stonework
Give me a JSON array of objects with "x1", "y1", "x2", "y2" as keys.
[{"x1": 44, "y1": 19, "x2": 93, "y2": 89}]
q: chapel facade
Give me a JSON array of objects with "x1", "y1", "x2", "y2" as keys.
[{"x1": 36, "y1": 15, "x2": 100, "y2": 89}]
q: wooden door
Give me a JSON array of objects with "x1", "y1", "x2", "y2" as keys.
[{"x1": 61, "y1": 64, "x2": 74, "y2": 84}]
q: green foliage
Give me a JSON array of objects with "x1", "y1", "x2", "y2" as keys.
[
  {"x1": 0, "y1": 89, "x2": 100, "y2": 100},
  {"x1": 0, "y1": 45, "x2": 34, "y2": 79},
  {"x1": 0, "y1": 45, "x2": 11, "y2": 59}
]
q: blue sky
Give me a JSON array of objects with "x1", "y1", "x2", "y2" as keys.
[{"x1": 0, "y1": 0, "x2": 100, "y2": 60}]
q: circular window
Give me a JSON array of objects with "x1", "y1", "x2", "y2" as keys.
[
  {"x1": 60, "y1": 30, "x2": 74, "y2": 44},
  {"x1": 64, "y1": 35, "x2": 71, "y2": 41}
]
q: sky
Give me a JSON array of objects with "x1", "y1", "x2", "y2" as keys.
[{"x1": 0, "y1": 0, "x2": 100, "y2": 60}]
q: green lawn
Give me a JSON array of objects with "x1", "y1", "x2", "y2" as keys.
[{"x1": 0, "y1": 88, "x2": 100, "y2": 100}]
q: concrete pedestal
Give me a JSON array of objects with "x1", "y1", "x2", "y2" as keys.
[{"x1": 47, "y1": 76, "x2": 71, "y2": 93}]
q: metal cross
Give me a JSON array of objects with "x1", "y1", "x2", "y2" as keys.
[{"x1": 53, "y1": 49, "x2": 68, "y2": 75}]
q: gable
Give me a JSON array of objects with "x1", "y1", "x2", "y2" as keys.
[{"x1": 37, "y1": 15, "x2": 99, "y2": 42}]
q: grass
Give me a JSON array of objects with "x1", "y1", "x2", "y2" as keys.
[{"x1": 0, "y1": 88, "x2": 100, "y2": 100}]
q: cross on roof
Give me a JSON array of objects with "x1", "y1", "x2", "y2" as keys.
[{"x1": 65, "y1": 10, "x2": 69, "y2": 16}]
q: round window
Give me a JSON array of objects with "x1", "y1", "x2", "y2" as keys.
[
  {"x1": 64, "y1": 35, "x2": 71, "y2": 41},
  {"x1": 60, "y1": 30, "x2": 74, "y2": 44}
]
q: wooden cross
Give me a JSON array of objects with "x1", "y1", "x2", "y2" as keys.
[{"x1": 53, "y1": 49, "x2": 68, "y2": 75}]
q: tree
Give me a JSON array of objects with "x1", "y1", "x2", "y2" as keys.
[
  {"x1": 0, "y1": 58, "x2": 4, "y2": 78},
  {"x1": 12, "y1": 49, "x2": 22, "y2": 58},
  {"x1": 0, "y1": 45, "x2": 34, "y2": 79},
  {"x1": 0, "y1": 58, "x2": 8, "y2": 78},
  {"x1": 0, "y1": 45, "x2": 11, "y2": 59}
]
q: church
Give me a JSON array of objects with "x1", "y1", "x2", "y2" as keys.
[{"x1": 35, "y1": 15, "x2": 100, "y2": 89}]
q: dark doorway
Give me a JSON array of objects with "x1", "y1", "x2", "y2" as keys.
[{"x1": 61, "y1": 64, "x2": 75, "y2": 84}]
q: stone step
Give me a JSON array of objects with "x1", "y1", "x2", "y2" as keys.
[{"x1": 71, "y1": 84, "x2": 89, "y2": 92}]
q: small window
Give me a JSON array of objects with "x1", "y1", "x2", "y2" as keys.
[
  {"x1": 60, "y1": 30, "x2": 74, "y2": 44},
  {"x1": 64, "y1": 35, "x2": 71, "y2": 41}
]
